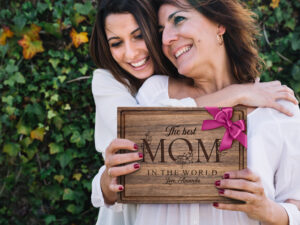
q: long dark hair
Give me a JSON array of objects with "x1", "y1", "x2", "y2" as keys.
[
  {"x1": 158, "y1": 0, "x2": 262, "y2": 83},
  {"x1": 90, "y1": 0, "x2": 178, "y2": 94}
]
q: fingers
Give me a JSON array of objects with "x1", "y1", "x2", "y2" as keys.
[
  {"x1": 269, "y1": 102, "x2": 293, "y2": 117},
  {"x1": 223, "y1": 168, "x2": 260, "y2": 182},
  {"x1": 275, "y1": 91, "x2": 298, "y2": 105},
  {"x1": 266, "y1": 83, "x2": 298, "y2": 105},
  {"x1": 106, "y1": 138, "x2": 138, "y2": 155},
  {"x1": 107, "y1": 163, "x2": 140, "y2": 177},
  {"x1": 215, "y1": 178, "x2": 262, "y2": 194},
  {"x1": 218, "y1": 189, "x2": 255, "y2": 202},
  {"x1": 279, "y1": 85, "x2": 295, "y2": 96},
  {"x1": 213, "y1": 202, "x2": 247, "y2": 212},
  {"x1": 107, "y1": 177, "x2": 124, "y2": 192},
  {"x1": 106, "y1": 152, "x2": 143, "y2": 167},
  {"x1": 105, "y1": 138, "x2": 140, "y2": 167}
]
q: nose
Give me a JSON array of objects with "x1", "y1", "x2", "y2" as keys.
[
  {"x1": 124, "y1": 40, "x2": 139, "y2": 61},
  {"x1": 162, "y1": 26, "x2": 178, "y2": 46}
]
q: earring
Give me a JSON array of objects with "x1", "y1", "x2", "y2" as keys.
[{"x1": 217, "y1": 34, "x2": 224, "y2": 45}]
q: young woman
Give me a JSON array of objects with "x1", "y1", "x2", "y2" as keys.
[
  {"x1": 89, "y1": 0, "x2": 299, "y2": 224},
  {"x1": 132, "y1": 0, "x2": 300, "y2": 224}
]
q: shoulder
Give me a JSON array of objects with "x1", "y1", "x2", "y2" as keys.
[
  {"x1": 92, "y1": 69, "x2": 130, "y2": 95},
  {"x1": 249, "y1": 100, "x2": 300, "y2": 129},
  {"x1": 139, "y1": 75, "x2": 169, "y2": 93},
  {"x1": 92, "y1": 68, "x2": 116, "y2": 86},
  {"x1": 136, "y1": 75, "x2": 169, "y2": 105}
]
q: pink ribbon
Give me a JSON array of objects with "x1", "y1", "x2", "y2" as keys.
[{"x1": 201, "y1": 107, "x2": 247, "y2": 151}]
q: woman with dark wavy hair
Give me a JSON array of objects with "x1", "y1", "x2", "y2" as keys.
[
  {"x1": 133, "y1": 0, "x2": 300, "y2": 224},
  {"x1": 89, "y1": 0, "x2": 299, "y2": 224}
]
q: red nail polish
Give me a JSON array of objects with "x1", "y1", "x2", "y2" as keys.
[
  {"x1": 219, "y1": 189, "x2": 225, "y2": 194},
  {"x1": 134, "y1": 163, "x2": 140, "y2": 169},
  {"x1": 119, "y1": 186, "x2": 123, "y2": 191},
  {"x1": 224, "y1": 173, "x2": 230, "y2": 179},
  {"x1": 213, "y1": 202, "x2": 219, "y2": 207},
  {"x1": 215, "y1": 180, "x2": 221, "y2": 186},
  {"x1": 138, "y1": 152, "x2": 143, "y2": 158},
  {"x1": 134, "y1": 144, "x2": 138, "y2": 150}
]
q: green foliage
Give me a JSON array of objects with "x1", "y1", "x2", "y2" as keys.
[
  {"x1": 250, "y1": 0, "x2": 300, "y2": 97},
  {"x1": 0, "y1": 0, "x2": 99, "y2": 224},
  {"x1": 0, "y1": 0, "x2": 299, "y2": 224}
]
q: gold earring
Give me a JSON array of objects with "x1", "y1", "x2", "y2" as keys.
[{"x1": 217, "y1": 34, "x2": 224, "y2": 45}]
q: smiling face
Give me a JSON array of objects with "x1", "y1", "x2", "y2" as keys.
[
  {"x1": 158, "y1": 1, "x2": 225, "y2": 78},
  {"x1": 105, "y1": 13, "x2": 154, "y2": 80}
]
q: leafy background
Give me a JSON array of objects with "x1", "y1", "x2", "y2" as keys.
[{"x1": 0, "y1": 0, "x2": 299, "y2": 224}]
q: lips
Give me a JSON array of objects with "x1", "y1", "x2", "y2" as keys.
[
  {"x1": 174, "y1": 45, "x2": 192, "y2": 59},
  {"x1": 129, "y1": 56, "x2": 149, "y2": 68}
]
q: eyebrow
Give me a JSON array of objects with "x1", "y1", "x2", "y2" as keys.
[
  {"x1": 107, "y1": 27, "x2": 140, "y2": 42},
  {"x1": 168, "y1": 10, "x2": 185, "y2": 21}
]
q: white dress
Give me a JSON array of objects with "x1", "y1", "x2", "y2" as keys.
[{"x1": 92, "y1": 71, "x2": 300, "y2": 225}]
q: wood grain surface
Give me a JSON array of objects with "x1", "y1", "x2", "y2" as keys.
[{"x1": 117, "y1": 107, "x2": 247, "y2": 203}]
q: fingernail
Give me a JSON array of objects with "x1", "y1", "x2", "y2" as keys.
[
  {"x1": 215, "y1": 180, "x2": 221, "y2": 186},
  {"x1": 134, "y1": 163, "x2": 140, "y2": 169},
  {"x1": 219, "y1": 189, "x2": 225, "y2": 194},
  {"x1": 138, "y1": 152, "x2": 143, "y2": 158},
  {"x1": 134, "y1": 144, "x2": 138, "y2": 150},
  {"x1": 119, "y1": 186, "x2": 124, "y2": 191},
  {"x1": 224, "y1": 173, "x2": 230, "y2": 179},
  {"x1": 213, "y1": 202, "x2": 219, "y2": 207}
]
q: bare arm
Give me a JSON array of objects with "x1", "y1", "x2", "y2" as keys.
[{"x1": 194, "y1": 81, "x2": 298, "y2": 116}]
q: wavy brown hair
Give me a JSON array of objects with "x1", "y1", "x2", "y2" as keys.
[
  {"x1": 90, "y1": 0, "x2": 178, "y2": 94},
  {"x1": 158, "y1": 0, "x2": 262, "y2": 83}
]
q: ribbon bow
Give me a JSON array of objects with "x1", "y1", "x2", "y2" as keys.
[{"x1": 201, "y1": 107, "x2": 247, "y2": 151}]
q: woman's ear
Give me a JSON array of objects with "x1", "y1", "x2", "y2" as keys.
[{"x1": 217, "y1": 24, "x2": 226, "y2": 35}]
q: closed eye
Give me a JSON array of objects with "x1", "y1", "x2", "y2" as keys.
[
  {"x1": 110, "y1": 41, "x2": 122, "y2": 47},
  {"x1": 135, "y1": 33, "x2": 143, "y2": 39}
]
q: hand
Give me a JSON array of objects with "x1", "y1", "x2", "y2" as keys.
[
  {"x1": 213, "y1": 168, "x2": 288, "y2": 225},
  {"x1": 241, "y1": 79, "x2": 298, "y2": 117},
  {"x1": 101, "y1": 139, "x2": 142, "y2": 204}
]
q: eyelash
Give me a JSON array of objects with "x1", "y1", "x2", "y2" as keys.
[
  {"x1": 110, "y1": 34, "x2": 143, "y2": 48},
  {"x1": 174, "y1": 16, "x2": 185, "y2": 25},
  {"x1": 135, "y1": 34, "x2": 143, "y2": 39},
  {"x1": 111, "y1": 42, "x2": 121, "y2": 47}
]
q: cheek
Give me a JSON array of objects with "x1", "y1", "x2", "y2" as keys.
[
  {"x1": 162, "y1": 45, "x2": 172, "y2": 61},
  {"x1": 138, "y1": 40, "x2": 149, "y2": 55},
  {"x1": 110, "y1": 48, "x2": 123, "y2": 63}
]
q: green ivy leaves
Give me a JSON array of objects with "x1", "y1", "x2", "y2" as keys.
[{"x1": 0, "y1": 0, "x2": 299, "y2": 224}]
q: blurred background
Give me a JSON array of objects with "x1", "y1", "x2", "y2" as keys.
[{"x1": 0, "y1": 0, "x2": 299, "y2": 224}]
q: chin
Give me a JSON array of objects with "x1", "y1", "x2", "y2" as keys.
[
  {"x1": 177, "y1": 62, "x2": 196, "y2": 77},
  {"x1": 132, "y1": 71, "x2": 153, "y2": 80}
]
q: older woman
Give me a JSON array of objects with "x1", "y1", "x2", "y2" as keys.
[
  {"x1": 90, "y1": 0, "x2": 299, "y2": 224},
  {"x1": 133, "y1": 0, "x2": 300, "y2": 224}
]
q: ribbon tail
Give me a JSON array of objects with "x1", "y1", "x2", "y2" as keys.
[
  {"x1": 202, "y1": 120, "x2": 223, "y2": 130},
  {"x1": 219, "y1": 131, "x2": 233, "y2": 151},
  {"x1": 236, "y1": 132, "x2": 247, "y2": 148}
]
